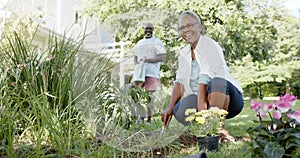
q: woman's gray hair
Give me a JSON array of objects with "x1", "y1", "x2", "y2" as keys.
[{"x1": 178, "y1": 11, "x2": 206, "y2": 35}]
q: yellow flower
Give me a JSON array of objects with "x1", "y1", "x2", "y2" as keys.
[
  {"x1": 195, "y1": 116, "x2": 205, "y2": 124},
  {"x1": 195, "y1": 112, "x2": 202, "y2": 116},
  {"x1": 185, "y1": 106, "x2": 228, "y2": 137},
  {"x1": 209, "y1": 107, "x2": 228, "y2": 116},
  {"x1": 210, "y1": 107, "x2": 221, "y2": 112},
  {"x1": 195, "y1": 110, "x2": 208, "y2": 116},
  {"x1": 185, "y1": 115, "x2": 195, "y2": 122},
  {"x1": 185, "y1": 108, "x2": 197, "y2": 116},
  {"x1": 218, "y1": 110, "x2": 228, "y2": 116}
]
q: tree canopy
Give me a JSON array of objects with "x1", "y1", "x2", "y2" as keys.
[{"x1": 82, "y1": 0, "x2": 300, "y2": 91}]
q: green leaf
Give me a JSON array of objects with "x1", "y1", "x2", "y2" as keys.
[
  {"x1": 286, "y1": 142, "x2": 299, "y2": 150},
  {"x1": 291, "y1": 133, "x2": 300, "y2": 139},
  {"x1": 264, "y1": 142, "x2": 285, "y2": 158},
  {"x1": 296, "y1": 138, "x2": 300, "y2": 145}
]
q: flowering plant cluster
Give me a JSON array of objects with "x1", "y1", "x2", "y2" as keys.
[
  {"x1": 247, "y1": 94, "x2": 300, "y2": 158},
  {"x1": 185, "y1": 107, "x2": 228, "y2": 137}
]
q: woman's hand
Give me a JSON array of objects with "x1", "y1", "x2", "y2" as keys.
[{"x1": 161, "y1": 108, "x2": 173, "y2": 128}]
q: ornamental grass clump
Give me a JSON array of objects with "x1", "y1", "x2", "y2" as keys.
[
  {"x1": 247, "y1": 94, "x2": 300, "y2": 158},
  {"x1": 185, "y1": 107, "x2": 228, "y2": 137}
]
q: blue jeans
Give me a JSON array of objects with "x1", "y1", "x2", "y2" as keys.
[
  {"x1": 173, "y1": 94, "x2": 198, "y2": 126},
  {"x1": 173, "y1": 78, "x2": 244, "y2": 126},
  {"x1": 206, "y1": 77, "x2": 244, "y2": 119}
]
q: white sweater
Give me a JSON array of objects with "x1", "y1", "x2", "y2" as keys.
[{"x1": 176, "y1": 35, "x2": 243, "y2": 95}]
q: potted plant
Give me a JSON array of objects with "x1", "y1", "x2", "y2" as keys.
[
  {"x1": 247, "y1": 94, "x2": 300, "y2": 158},
  {"x1": 185, "y1": 107, "x2": 228, "y2": 151}
]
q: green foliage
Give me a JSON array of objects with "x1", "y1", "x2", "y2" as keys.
[
  {"x1": 129, "y1": 85, "x2": 151, "y2": 106},
  {"x1": 73, "y1": 50, "x2": 116, "y2": 135},
  {"x1": 185, "y1": 107, "x2": 228, "y2": 137},
  {"x1": 0, "y1": 28, "x2": 100, "y2": 157},
  {"x1": 0, "y1": 22, "x2": 200, "y2": 157},
  {"x1": 243, "y1": 82, "x2": 284, "y2": 99},
  {"x1": 1, "y1": 30, "x2": 80, "y2": 110},
  {"x1": 247, "y1": 96, "x2": 300, "y2": 158},
  {"x1": 0, "y1": 86, "x2": 17, "y2": 157},
  {"x1": 1, "y1": 0, "x2": 300, "y2": 156},
  {"x1": 82, "y1": 0, "x2": 300, "y2": 89},
  {"x1": 247, "y1": 125, "x2": 300, "y2": 158}
]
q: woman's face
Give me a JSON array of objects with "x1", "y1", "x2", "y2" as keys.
[{"x1": 178, "y1": 15, "x2": 202, "y2": 48}]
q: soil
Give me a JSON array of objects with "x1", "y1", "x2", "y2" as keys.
[
  {"x1": 120, "y1": 134, "x2": 251, "y2": 158},
  {"x1": 6, "y1": 133, "x2": 250, "y2": 158}
]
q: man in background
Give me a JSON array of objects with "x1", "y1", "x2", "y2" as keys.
[{"x1": 132, "y1": 22, "x2": 166, "y2": 124}]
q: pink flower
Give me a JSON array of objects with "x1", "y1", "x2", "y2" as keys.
[
  {"x1": 273, "y1": 110, "x2": 282, "y2": 119},
  {"x1": 251, "y1": 100, "x2": 262, "y2": 112},
  {"x1": 260, "y1": 111, "x2": 267, "y2": 117},
  {"x1": 263, "y1": 103, "x2": 274, "y2": 112},
  {"x1": 280, "y1": 94, "x2": 297, "y2": 106},
  {"x1": 251, "y1": 100, "x2": 266, "y2": 117},
  {"x1": 274, "y1": 100, "x2": 291, "y2": 113},
  {"x1": 258, "y1": 103, "x2": 274, "y2": 118},
  {"x1": 287, "y1": 109, "x2": 300, "y2": 123}
]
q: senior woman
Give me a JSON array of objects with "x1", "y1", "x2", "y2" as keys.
[{"x1": 161, "y1": 11, "x2": 244, "y2": 142}]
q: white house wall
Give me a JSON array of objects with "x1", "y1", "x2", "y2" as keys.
[
  {"x1": 3, "y1": 0, "x2": 132, "y2": 87},
  {"x1": 6, "y1": 0, "x2": 113, "y2": 53}
]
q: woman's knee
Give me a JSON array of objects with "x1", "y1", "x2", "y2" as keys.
[
  {"x1": 173, "y1": 95, "x2": 197, "y2": 126},
  {"x1": 207, "y1": 77, "x2": 227, "y2": 94},
  {"x1": 226, "y1": 107, "x2": 243, "y2": 119},
  {"x1": 173, "y1": 110, "x2": 189, "y2": 126},
  {"x1": 226, "y1": 100, "x2": 244, "y2": 119}
]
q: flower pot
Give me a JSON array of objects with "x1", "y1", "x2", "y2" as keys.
[{"x1": 197, "y1": 135, "x2": 219, "y2": 151}]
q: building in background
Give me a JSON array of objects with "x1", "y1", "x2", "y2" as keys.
[
  {"x1": 0, "y1": 0, "x2": 132, "y2": 87},
  {"x1": 2, "y1": 0, "x2": 112, "y2": 52}
]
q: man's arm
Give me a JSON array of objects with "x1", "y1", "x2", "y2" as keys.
[
  {"x1": 145, "y1": 54, "x2": 165, "y2": 63},
  {"x1": 134, "y1": 56, "x2": 138, "y2": 65}
]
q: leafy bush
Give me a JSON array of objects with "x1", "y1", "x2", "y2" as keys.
[
  {"x1": 0, "y1": 29, "x2": 112, "y2": 157},
  {"x1": 247, "y1": 94, "x2": 300, "y2": 158}
]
